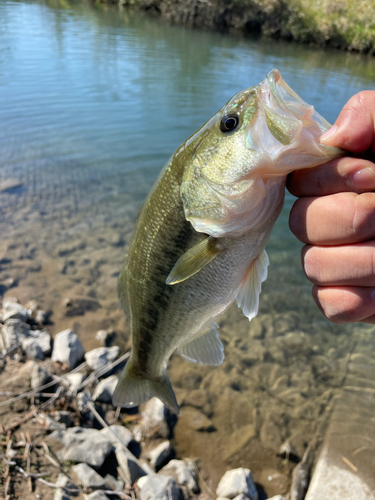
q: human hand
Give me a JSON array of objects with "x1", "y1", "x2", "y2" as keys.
[{"x1": 287, "y1": 91, "x2": 375, "y2": 323}]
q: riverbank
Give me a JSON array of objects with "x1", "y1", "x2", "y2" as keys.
[{"x1": 99, "y1": 0, "x2": 375, "y2": 53}]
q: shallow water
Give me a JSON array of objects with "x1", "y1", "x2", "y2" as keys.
[{"x1": 1, "y1": 0, "x2": 375, "y2": 495}]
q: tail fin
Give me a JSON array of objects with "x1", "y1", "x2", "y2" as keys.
[{"x1": 112, "y1": 358, "x2": 179, "y2": 415}]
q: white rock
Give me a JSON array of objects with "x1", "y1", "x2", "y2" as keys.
[
  {"x1": 35, "y1": 309, "x2": 49, "y2": 325},
  {"x1": 50, "y1": 427, "x2": 100, "y2": 447},
  {"x1": 72, "y1": 463, "x2": 106, "y2": 488},
  {"x1": 3, "y1": 319, "x2": 30, "y2": 348},
  {"x1": 77, "y1": 390, "x2": 92, "y2": 411},
  {"x1": 216, "y1": 468, "x2": 258, "y2": 500},
  {"x1": 66, "y1": 372, "x2": 86, "y2": 392},
  {"x1": 2, "y1": 301, "x2": 29, "y2": 322},
  {"x1": 99, "y1": 424, "x2": 134, "y2": 448},
  {"x1": 92, "y1": 375, "x2": 118, "y2": 403},
  {"x1": 103, "y1": 473, "x2": 124, "y2": 491},
  {"x1": 55, "y1": 472, "x2": 77, "y2": 491},
  {"x1": 85, "y1": 346, "x2": 120, "y2": 371},
  {"x1": 28, "y1": 329, "x2": 51, "y2": 354},
  {"x1": 266, "y1": 496, "x2": 285, "y2": 500},
  {"x1": 31, "y1": 364, "x2": 51, "y2": 389},
  {"x1": 36, "y1": 413, "x2": 66, "y2": 430},
  {"x1": 148, "y1": 440, "x2": 173, "y2": 470},
  {"x1": 52, "y1": 329, "x2": 85, "y2": 369},
  {"x1": 54, "y1": 489, "x2": 70, "y2": 500},
  {"x1": 159, "y1": 459, "x2": 199, "y2": 492},
  {"x1": 115, "y1": 443, "x2": 148, "y2": 484},
  {"x1": 22, "y1": 337, "x2": 44, "y2": 360},
  {"x1": 140, "y1": 397, "x2": 171, "y2": 439},
  {"x1": 234, "y1": 495, "x2": 251, "y2": 500},
  {"x1": 137, "y1": 474, "x2": 182, "y2": 500}
]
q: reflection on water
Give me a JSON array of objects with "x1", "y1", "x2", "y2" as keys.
[{"x1": 1, "y1": 0, "x2": 375, "y2": 495}]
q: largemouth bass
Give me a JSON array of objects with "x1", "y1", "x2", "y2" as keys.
[{"x1": 113, "y1": 69, "x2": 342, "y2": 414}]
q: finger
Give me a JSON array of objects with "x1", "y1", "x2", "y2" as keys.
[
  {"x1": 302, "y1": 243, "x2": 375, "y2": 286},
  {"x1": 319, "y1": 91, "x2": 375, "y2": 153},
  {"x1": 287, "y1": 156, "x2": 375, "y2": 197},
  {"x1": 312, "y1": 285, "x2": 375, "y2": 323},
  {"x1": 289, "y1": 192, "x2": 375, "y2": 245}
]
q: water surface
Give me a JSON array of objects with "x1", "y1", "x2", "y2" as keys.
[{"x1": 1, "y1": 0, "x2": 375, "y2": 495}]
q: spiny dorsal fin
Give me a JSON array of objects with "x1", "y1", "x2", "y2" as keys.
[
  {"x1": 236, "y1": 249, "x2": 269, "y2": 321},
  {"x1": 166, "y1": 236, "x2": 223, "y2": 285},
  {"x1": 177, "y1": 323, "x2": 224, "y2": 366}
]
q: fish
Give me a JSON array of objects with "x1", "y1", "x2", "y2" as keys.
[{"x1": 113, "y1": 69, "x2": 343, "y2": 415}]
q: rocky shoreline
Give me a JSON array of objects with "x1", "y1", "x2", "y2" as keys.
[
  {"x1": 96, "y1": 0, "x2": 375, "y2": 54},
  {"x1": 0, "y1": 297, "x2": 308, "y2": 500}
]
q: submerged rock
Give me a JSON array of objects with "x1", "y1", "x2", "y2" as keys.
[
  {"x1": 137, "y1": 474, "x2": 182, "y2": 500},
  {"x1": 51, "y1": 329, "x2": 85, "y2": 369},
  {"x1": 216, "y1": 468, "x2": 258, "y2": 500}
]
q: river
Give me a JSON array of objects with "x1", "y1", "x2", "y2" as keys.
[{"x1": 1, "y1": 0, "x2": 375, "y2": 496}]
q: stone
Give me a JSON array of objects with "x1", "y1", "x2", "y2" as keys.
[
  {"x1": 35, "y1": 309, "x2": 49, "y2": 325},
  {"x1": 22, "y1": 337, "x2": 44, "y2": 360},
  {"x1": 139, "y1": 397, "x2": 171, "y2": 439},
  {"x1": 60, "y1": 439, "x2": 113, "y2": 469},
  {"x1": 95, "y1": 329, "x2": 114, "y2": 346},
  {"x1": 51, "y1": 329, "x2": 85, "y2": 369},
  {"x1": 103, "y1": 474, "x2": 124, "y2": 491},
  {"x1": 27, "y1": 329, "x2": 51, "y2": 355},
  {"x1": 233, "y1": 495, "x2": 250, "y2": 500},
  {"x1": 266, "y1": 496, "x2": 285, "y2": 500},
  {"x1": 148, "y1": 440, "x2": 173, "y2": 470},
  {"x1": 77, "y1": 390, "x2": 92, "y2": 411},
  {"x1": 115, "y1": 443, "x2": 148, "y2": 484},
  {"x1": 54, "y1": 489, "x2": 71, "y2": 500},
  {"x1": 85, "y1": 346, "x2": 120, "y2": 371},
  {"x1": 55, "y1": 472, "x2": 77, "y2": 491},
  {"x1": 31, "y1": 364, "x2": 51, "y2": 389},
  {"x1": 92, "y1": 375, "x2": 118, "y2": 403},
  {"x1": 36, "y1": 413, "x2": 66, "y2": 430},
  {"x1": 159, "y1": 459, "x2": 199, "y2": 492},
  {"x1": 51, "y1": 427, "x2": 113, "y2": 469},
  {"x1": 2, "y1": 301, "x2": 29, "y2": 322},
  {"x1": 72, "y1": 463, "x2": 106, "y2": 489},
  {"x1": 84, "y1": 492, "x2": 109, "y2": 500},
  {"x1": 137, "y1": 474, "x2": 182, "y2": 500},
  {"x1": 50, "y1": 411, "x2": 73, "y2": 428},
  {"x1": 50, "y1": 427, "x2": 101, "y2": 447},
  {"x1": 3, "y1": 319, "x2": 30, "y2": 348},
  {"x1": 99, "y1": 424, "x2": 134, "y2": 448},
  {"x1": 66, "y1": 372, "x2": 86, "y2": 392},
  {"x1": 216, "y1": 468, "x2": 258, "y2": 500}
]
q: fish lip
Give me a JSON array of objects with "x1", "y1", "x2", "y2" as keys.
[{"x1": 263, "y1": 68, "x2": 292, "y2": 115}]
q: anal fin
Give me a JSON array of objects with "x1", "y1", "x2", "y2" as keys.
[
  {"x1": 177, "y1": 323, "x2": 224, "y2": 366},
  {"x1": 236, "y1": 249, "x2": 269, "y2": 321}
]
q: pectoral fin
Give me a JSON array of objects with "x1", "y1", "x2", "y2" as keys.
[
  {"x1": 166, "y1": 236, "x2": 222, "y2": 285},
  {"x1": 236, "y1": 249, "x2": 269, "y2": 321},
  {"x1": 177, "y1": 323, "x2": 224, "y2": 366}
]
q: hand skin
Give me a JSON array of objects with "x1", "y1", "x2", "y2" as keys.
[{"x1": 287, "y1": 91, "x2": 375, "y2": 324}]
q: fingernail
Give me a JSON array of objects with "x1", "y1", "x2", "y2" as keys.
[
  {"x1": 320, "y1": 125, "x2": 338, "y2": 143},
  {"x1": 351, "y1": 167, "x2": 375, "y2": 191}
]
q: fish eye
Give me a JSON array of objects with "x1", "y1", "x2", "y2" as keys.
[{"x1": 220, "y1": 114, "x2": 239, "y2": 133}]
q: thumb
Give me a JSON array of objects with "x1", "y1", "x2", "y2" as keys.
[{"x1": 319, "y1": 91, "x2": 375, "y2": 153}]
